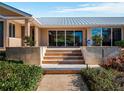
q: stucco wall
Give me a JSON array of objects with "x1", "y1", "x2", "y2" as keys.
[
  {"x1": 81, "y1": 46, "x2": 121, "y2": 65},
  {"x1": 6, "y1": 47, "x2": 41, "y2": 66},
  {"x1": 8, "y1": 20, "x2": 22, "y2": 38},
  {"x1": 9, "y1": 38, "x2": 21, "y2": 47},
  {"x1": 7, "y1": 21, "x2": 22, "y2": 47},
  {"x1": 39, "y1": 28, "x2": 87, "y2": 46}
]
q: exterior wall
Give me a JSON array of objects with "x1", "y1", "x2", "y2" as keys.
[
  {"x1": 39, "y1": 28, "x2": 48, "y2": 46},
  {"x1": 8, "y1": 20, "x2": 22, "y2": 47},
  {"x1": 81, "y1": 46, "x2": 121, "y2": 65},
  {"x1": 39, "y1": 28, "x2": 87, "y2": 46},
  {"x1": 9, "y1": 38, "x2": 21, "y2": 47},
  {"x1": 6, "y1": 47, "x2": 41, "y2": 66}
]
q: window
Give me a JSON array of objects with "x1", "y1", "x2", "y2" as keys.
[
  {"x1": 0, "y1": 22, "x2": 3, "y2": 47},
  {"x1": 91, "y1": 28, "x2": 102, "y2": 45},
  {"x1": 9, "y1": 23, "x2": 15, "y2": 37},
  {"x1": 112, "y1": 28, "x2": 122, "y2": 46},
  {"x1": 102, "y1": 28, "x2": 111, "y2": 46},
  {"x1": 91, "y1": 27, "x2": 122, "y2": 46}
]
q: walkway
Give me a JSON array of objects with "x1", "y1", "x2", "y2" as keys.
[{"x1": 37, "y1": 74, "x2": 88, "y2": 91}]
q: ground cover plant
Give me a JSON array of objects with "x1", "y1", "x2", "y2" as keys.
[
  {"x1": 0, "y1": 61, "x2": 43, "y2": 91},
  {"x1": 81, "y1": 68, "x2": 124, "y2": 91}
]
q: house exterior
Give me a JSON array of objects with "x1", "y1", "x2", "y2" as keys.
[{"x1": 0, "y1": 2, "x2": 124, "y2": 50}]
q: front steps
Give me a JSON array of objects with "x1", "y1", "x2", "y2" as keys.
[
  {"x1": 42, "y1": 48, "x2": 85, "y2": 74},
  {"x1": 42, "y1": 64, "x2": 86, "y2": 74}
]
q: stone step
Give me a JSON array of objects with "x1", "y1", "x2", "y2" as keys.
[
  {"x1": 42, "y1": 64, "x2": 100, "y2": 74},
  {"x1": 46, "y1": 50, "x2": 81, "y2": 53},
  {"x1": 42, "y1": 64, "x2": 86, "y2": 74},
  {"x1": 46, "y1": 47, "x2": 81, "y2": 50},
  {"x1": 44, "y1": 69, "x2": 81, "y2": 74},
  {"x1": 45, "y1": 53, "x2": 82, "y2": 56},
  {"x1": 42, "y1": 60, "x2": 85, "y2": 64},
  {"x1": 44, "y1": 56, "x2": 84, "y2": 60}
]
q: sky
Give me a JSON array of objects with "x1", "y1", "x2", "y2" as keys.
[{"x1": 4, "y1": 2, "x2": 124, "y2": 17}]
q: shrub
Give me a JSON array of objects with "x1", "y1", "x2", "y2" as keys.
[
  {"x1": 0, "y1": 51, "x2": 6, "y2": 61},
  {"x1": 101, "y1": 55, "x2": 124, "y2": 71},
  {"x1": 0, "y1": 61, "x2": 43, "y2": 91},
  {"x1": 81, "y1": 68, "x2": 122, "y2": 91},
  {"x1": 115, "y1": 40, "x2": 124, "y2": 48}
]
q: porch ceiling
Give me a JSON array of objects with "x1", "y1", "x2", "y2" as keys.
[{"x1": 0, "y1": 6, "x2": 24, "y2": 17}]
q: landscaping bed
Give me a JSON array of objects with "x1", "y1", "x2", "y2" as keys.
[
  {"x1": 0, "y1": 61, "x2": 44, "y2": 91},
  {"x1": 81, "y1": 68, "x2": 124, "y2": 91}
]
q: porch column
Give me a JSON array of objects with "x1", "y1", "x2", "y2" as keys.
[
  {"x1": 4, "y1": 20, "x2": 9, "y2": 47},
  {"x1": 25, "y1": 19, "x2": 30, "y2": 37},
  {"x1": 34, "y1": 26, "x2": 39, "y2": 46}
]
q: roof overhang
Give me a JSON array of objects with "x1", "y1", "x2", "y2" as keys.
[
  {"x1": 39, "y1": 24, "x2": 124, "y2": 28},
  {"x1": 0, "y1": 2, "x2": 32, "y2": 17}
]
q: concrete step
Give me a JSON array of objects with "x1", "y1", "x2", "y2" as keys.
[
  {"x1": 46, "y1": 47, "x2": 81, "y2": 50},
  {"x1": 44, "y1": 69, "x2": 81, "y2": 74},
  {"x1": 45, "y1": 53, "x2": 82, "y2": 56},
  {"x1": 46, "y1": 50, "x2": 81, "y2": 52},
  {"x1": 42, "y1": 60, "x2": 85, "y2": 64},
  {"x1": 44, "y1": 56, "x2": 84, "y2": 60},
  {"x1": 45, "y1": 52, "x2": 82, "y2": 54},
  {"x1": 42, "y1": 64, "x2": 86, "y2": 74},
  {"x1": 42, "y1": 64, "x2": 100, "y2": 74}
]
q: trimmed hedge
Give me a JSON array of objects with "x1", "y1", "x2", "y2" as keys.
[
  {"x1": 81, "y1": 68, "x2": 124, "y2": 91},
  {"x1": 0, "y1": 61, "x2": 43, "y2": 91}
]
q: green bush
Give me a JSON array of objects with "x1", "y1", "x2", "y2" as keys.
[
  {"x1": 115, "y1": 40, "x2": 124, "y2": 47},
  {"x1": 81, "y1": 68, "x2": 123, "y2": 91},
  {"x1": 0, "y1": 61, "x2": 43, "y2": 91},
  {"x1": 0, "y1": 51, "x2": 6, "y2": 61}
]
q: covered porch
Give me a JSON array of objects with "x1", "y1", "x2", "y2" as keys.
[{"x1": 0, "y1": 3, "x2": 41, "y2": 49}]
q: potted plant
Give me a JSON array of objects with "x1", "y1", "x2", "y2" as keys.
[
  {"x1": 24, "y1": 36, "x2": 35, "y2": 46},
  {"x1": 92, "y1": 35, "x2": 103, "y2": 46}
]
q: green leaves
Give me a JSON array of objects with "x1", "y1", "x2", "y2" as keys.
[
  {"x1": 24, "y1": 36, "x2": 35, "y2": 46},
  {"x1": 115, "y1": 40, "x2": 124, "y2": 48},
  {"x1": 92, "y1": 35, "x2": 103, "y2": 46},
  {"x1": 0, "y1": 62, "x2": 43, "y2": 91},
  {"x1": 81, "y1": 68, "x2": 123, "y2": 91}
]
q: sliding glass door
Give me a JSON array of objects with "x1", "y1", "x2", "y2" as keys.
[
  {"x1": 57, "y1": 31, "x2": 65, "y2": 46},
  {"x1": 75, "y1": 31, "x2": 83, "y2": 46},
  {"x1": 0, "y1": 22, "x2": 3, "y2": 47},
  {"x1": 102, "y1": 28, "x2": 111, "y2": 46},
  {"x1": 112, "y1": 28, "x2": 121, "y2": 46},
  {"x1": 66, "y1": 31, "x2": 74, "y2": 46},
  {"x1": 48, "y1": 30, "x2": 83, "y2": 46},
  {"x1": 49, "y1": 31, "x2": 56, "y2": 46},
  {"x1": 91, "y1": 27, "x2": 122, "y2": 46}
]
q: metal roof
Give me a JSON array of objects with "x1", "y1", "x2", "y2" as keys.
[{"x1": 37, "y1": 17, "x2": 124, "y2": 26}]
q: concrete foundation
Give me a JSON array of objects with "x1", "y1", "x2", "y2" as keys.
[
  {"x1": 81, "y1": 46, "x2": 121, "y2": 65},
  {"x1": 6, "y1": 47, "x2": 45, "y2": 66}
]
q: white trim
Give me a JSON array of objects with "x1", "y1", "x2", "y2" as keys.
[
  {"x1": 0, "y1": 15, "x2": 7, "y2": 19},
  {"x1": 65, "y1": 30, "x2": 66, "y2": 46},
  {"x1": 121, "y1": 27, "x2": 123, "y2": 40},
  {"x1": 111, "y1": 28, "x2": 113, "y2": 46}
]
